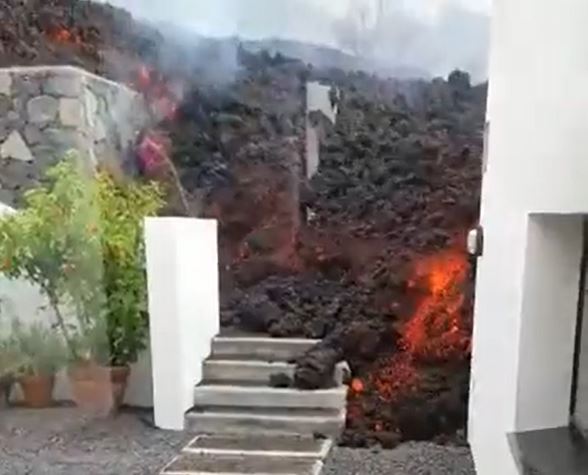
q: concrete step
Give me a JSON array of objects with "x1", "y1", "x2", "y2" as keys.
[
  {"x1": 203, "y1": 359, "x2": 350, "y2": 386},
  {"x1": 183, "y1": 434, "x2": 332, "y2": 459},
  {"x1": 211, "y1": 336, "x2": 319, "y2": 362},
  {"x1": 193, "y1": 384, "x2": 347, "y2": 410},
  {"x1": 161, "y1": 452, "x2": 322, "y2": 475},
  {"x1": 184, "y1": 406, "x2": 346, "y2": 436}
]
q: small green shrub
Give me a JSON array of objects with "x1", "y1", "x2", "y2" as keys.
[
  {"x1": 9, "y1": 320, "x2": 67, "y2": 376},
  {"x1": 0, "y1": 335, "x2": 25, "y2": 379},
  {"x1": 96, "y1": 171, "x2": 164, "y2": 366}
]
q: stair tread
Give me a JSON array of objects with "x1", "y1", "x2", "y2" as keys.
[
  {"x1": 211, "y1": 337, "x2": 319, "y2": 360},
  {"x1": 163, "y1": 453, "x2": 320, "y2": 474},
  {"x1": 195, "y1": 384, "x2": 346, "y2": 393},
  {"x1": 200, "y1": 380, "x2": 339, "y2": 390},
  {"x1": 213, "y1": 336, "x2": 321, "y2": 344},
  {"x1": 188, "y1": 405, "x2": 345, "y2": 418},
  {"x1": 205, "y1": 359, "x2": 347, "y2": 368},
  {"x1": 185, "y1": 434, "x2": 329, "y2": 454},
  {"x1": 184, "y1": 407, "x2": 345, "y2": 437},
  {"x1": 206, "y1": 358, "x2": 295, "y2": 365}
]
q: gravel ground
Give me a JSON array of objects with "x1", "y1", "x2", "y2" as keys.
[
  {"x1": 0, "y1": 408, "x2": 476, "y2": 475},
  {"x1": 0, "y1": 407, "x2": 189, "y2": 475},
  {"x1": 323, "y1": 443, "x2": 476, "y2": 475}
]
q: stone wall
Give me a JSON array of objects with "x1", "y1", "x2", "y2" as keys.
[{"x1": 0, "y1": 66, "x2": 149, "y2": 206}]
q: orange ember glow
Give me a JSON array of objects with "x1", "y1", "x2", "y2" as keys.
[
  {"x1": 47, "y1": 27, "x2": 82, "y2": 45},
  {"x1": 402, "y1": 249, "x2": 470, "y2": 361},
  {"x1": 351, "y1": 378, "x2": 364, "y2": 394},
  {"x1": 136, "y1": 131, "x2": 170, "y2": 174},
  {"x1": 138, "y1": 65, "x2": 151, "y2": 90},
  {"x1": 372, "y1": 353, "x2": 420, "y2": 402},
  {"x1": 348, "y1": 244, "x2": 471, "y2": 423},
  {"x1": 132, "y1": 65, "x2": 179, "y2": 121}
]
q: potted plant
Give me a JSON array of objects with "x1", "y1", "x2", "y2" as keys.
[
  {"x1": 66, "y1": 167, "x2": 163, "y2": 412},
  {"x1": 0, "y1": 335, "x2": 25, "y2": 406},
  {"x1": 10, "y1": 320, "x2": 67, "y2": 408},
  {"x1": 0, "y1": 157, "x2": 163, "y2": 413}
]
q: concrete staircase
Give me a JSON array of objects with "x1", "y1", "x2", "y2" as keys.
[{"x1": 161, "y1": 335, "x2": 349, "y2": 475}]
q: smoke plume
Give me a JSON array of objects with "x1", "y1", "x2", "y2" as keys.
[{"x1": 96, "y1": 0, "x2": 490, "y2": 81}]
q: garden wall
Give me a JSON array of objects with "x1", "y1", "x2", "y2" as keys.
[
  {"x1": 0, "y1": 65, "x2": 152, "y2": 407},
  {"x1": 0, "y1": 65, "x2": 149, "y2": 206}
]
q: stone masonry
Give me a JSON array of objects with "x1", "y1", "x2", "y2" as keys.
[{"x1": 0, "y1": 66, "x2": 149, "y2": 206}]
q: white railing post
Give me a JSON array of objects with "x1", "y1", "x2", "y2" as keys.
[{"x1": 145, "y1": 217, "x2": 219, "y2": 430}]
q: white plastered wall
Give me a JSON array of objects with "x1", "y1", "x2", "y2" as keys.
[
  {"x1": 469, "y1": 0, "x2": 588, "y2": 473},
  {"x1": 145, "y1": 217, "x2": 219, "y2": 430}
]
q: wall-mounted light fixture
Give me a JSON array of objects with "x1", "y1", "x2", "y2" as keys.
[{"x1": 467, "y1": 226, "x2": 484, "y2": 257}]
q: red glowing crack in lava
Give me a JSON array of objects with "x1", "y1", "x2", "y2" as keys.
[
  {"x1": 350, "y1": 244, "x2": 471, "y2": 420},
  {"x1": 402, "y1": 248, "x2": 470, "y2": 361}
]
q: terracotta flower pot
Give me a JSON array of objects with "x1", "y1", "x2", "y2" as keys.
[
  {"x1": 68, "y1": 363, "x2": 129, "y2": 414},
  {"x1": 19, "y1": 374, "x2": 55, "y2": 408}
]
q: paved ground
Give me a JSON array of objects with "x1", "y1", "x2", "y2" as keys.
[
  {"x1": 0, "y1": 407, "x2": 189, "y2": 475},
  {"x1": 323, "y1": 443, "x2": 476, "y2": 475},
  {"x1": 0, "y1": 408, "x2": 476, "y2": 475}
]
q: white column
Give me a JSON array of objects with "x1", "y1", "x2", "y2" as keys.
[{"x1": 145, "y1": 218, "x2": 219, "y2": 430}]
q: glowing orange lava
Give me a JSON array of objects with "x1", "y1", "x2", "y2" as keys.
[
  {"x1": 132, "y1": 65, "x2": 179, "y2": 121},
  {"x1": 136, "y1": 130, "x2": 169, "y2": 174},
  {"x1": 371, "y1": 353, "x2": 420, "y2": 402},
  {"x1": 47, "y1": 27, "x2": 82, "y2": 45},
  {"x1": 351, "y1": 378, "x2": 365, "y2": 394},
  {"x1": 349, "y1": 244, "x2": 471, "y2": 423},
  {"x1": 402, "y1": 248, "x2": 470, "y2": 361}
]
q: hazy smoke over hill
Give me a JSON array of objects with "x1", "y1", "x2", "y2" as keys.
[
  {"x1": 333, "y1": 1, "x2": 490, "y2": 80},
  {"x1": 96, "y1": 0, "x2": 490, "y2": 80}
]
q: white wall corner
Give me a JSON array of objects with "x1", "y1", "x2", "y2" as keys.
[
  {"x1": 515, "y1": 214, "x2": 583, "y2": 431},
  {"x1": 145, "y1": 217, "x2": 219, "y2": 430}
]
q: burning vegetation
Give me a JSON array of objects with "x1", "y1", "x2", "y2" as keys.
[{"x1": 0, "y1": 0, "x2": 485, "y2": 447}]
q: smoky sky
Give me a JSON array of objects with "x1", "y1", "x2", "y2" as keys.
[{"x1": 96, "y1": 0, "x2": 491, "y2": 80}]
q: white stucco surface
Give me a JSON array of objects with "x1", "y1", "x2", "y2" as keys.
[
  {"x1": 305, "y1": 81, "x2": 338, "y2": 179},
  {"x1": 469, "y1": 1, "x2": 588, "y2": 473},
  {"x1": 307, "y1": 82, "x2": 337, "y2": 124},
  {"x1": 145, "y1": 217, "x2": 219, "y2": 430},
  {"x1": 574, "y1": 264, "x2": 588, "y2": 432},
  {"x1": 515, "y1": 215, "x2": 583, "y2": 431}
]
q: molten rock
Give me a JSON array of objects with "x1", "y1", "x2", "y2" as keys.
[{"x1": 294, "y1": 344, "x2": 341, "y2": 390}]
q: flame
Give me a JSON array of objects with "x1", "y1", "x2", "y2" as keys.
[
  {"x1": 351, "y1": 378, "x2": 364, "y2": 394},
  {"x1": 136, "y1": 131, "x2": 169, "y2": 175},
  {"x1": 47, "y1": 27, "x2": 82, "y2": 45},
  {"x1": 348, "y1": 243, "x2": 471, "y2": 427},
  {"x1": 132, "y1": 66, "x2": 179, "y2": 121},
  {"x1": 402, "y1": 248, "x2": 470, "y2": 361},
  {"x1": 137, "y1": 65, "x2": 152, "y2": 90}
]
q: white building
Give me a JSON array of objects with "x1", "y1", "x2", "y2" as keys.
[{"x1": 469, "y1": 0, "x2": 588, "y2": 473}]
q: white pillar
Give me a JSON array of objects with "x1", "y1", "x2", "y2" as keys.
[
  {"x1": 145, "y1": 218, "x2": 219, "y2": 430},
  {"x1": 305, "y1": 81, "x2": 337, "y2": 179}
]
